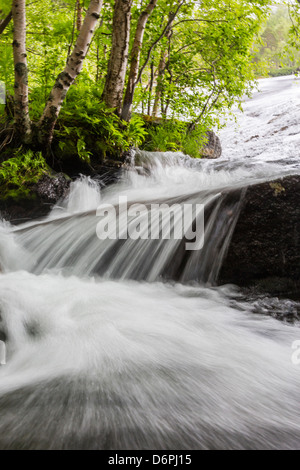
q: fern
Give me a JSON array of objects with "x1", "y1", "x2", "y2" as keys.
[
  {"x1": 54, "y1": 83, "x2": 148, "y2": 158},
  {"x1": 0, "y1": 149, "x2": 48, "y2": 198}
]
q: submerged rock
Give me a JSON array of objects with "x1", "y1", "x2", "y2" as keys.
[{"x1": 219, "y1": 175, "x2": 300, "y2": 298}]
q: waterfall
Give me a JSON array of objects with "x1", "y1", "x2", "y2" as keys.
[
  {"x1": 9, "y1": 172, "x2": 245, "y2": 284},
  {"x1": 0, "y1": 76, "x2": 300, "y2": 449}
]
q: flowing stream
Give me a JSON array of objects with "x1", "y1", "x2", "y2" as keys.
[{"x1": 0, "y1": 76, "x2": 300, "y2": 449}]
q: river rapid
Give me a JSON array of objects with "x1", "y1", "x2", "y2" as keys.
[{"x1": 0, "y1": 76, "x2": 300, "y2": 449}]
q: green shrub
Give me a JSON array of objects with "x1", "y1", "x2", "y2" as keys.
[
  {"x1": 0, "y1": 148, "x2": 48, "y2": 198},
  {"x1": 269, "y1": 67, "x2": 296, "y2": 77},
  {"x1": 182, "y1": 127, "x2": 207, "y2": 159},
  {"x1": 54, "y1": 82, "x2": 148, "y2": 161},
  {"x1": 143, "y1": 120, "x2": 186, "y2": 153},
  {"x1": 143, "y1": 119, "x2": 206, "y2": 158}
]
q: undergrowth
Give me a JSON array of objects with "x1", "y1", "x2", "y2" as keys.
[
  {"x1": 269, "y1": 67, "x2": 296, "y2": 77},
  {"x1": 46, "y1": 83, "x2": 148, "y2": 161},
  {"x1": 143, "y1": 120, "x2": 207, "y2": 158},
  {"x1": 0, "y1": 80, "x2": 208, "y2": 198},
  {"x1": 0, "y1": 148, "x2": 48, "y2": 199}
]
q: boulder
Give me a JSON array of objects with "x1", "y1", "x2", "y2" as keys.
[
  {"x1": 0, "y1": 173, "x2": 70, "y2": 224},
  {"x1": 201, "y1": 131, "x2": 222, "y2": 159},
  {"x1": 34, "y1": 173, "x2": 70, "y2": 204},
  {"x1": 219, "y1": 175, "x2": 300, "y2": 298}
]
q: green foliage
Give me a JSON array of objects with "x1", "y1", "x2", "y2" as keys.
[
  {"x1": 0, "y1": 2, "x2": 11, "y2": 17},
  {"x1": 0, "y1": 0, "x2": 272, "y2": 165},
  {"x1": 269, "y1": 66, "x2": 296, "y2": 77},
  {"x1": 143, "y1": 120, "x2": 185, "y2": 152},
  {"x1": 137, "y1": 0, "x2": 271, "y2": 130},
  {"x1": 287, "y1": 0, "x2": 300, "y2": 68},
  {"x1": 124, "y1": 115, "x2": 148, "y2": 148},
  {"x1": 55, "y1": 82, "x2": 148, "y2": 160},
  {"x1": 252, "y1": 4, "x2": 300, "y2": 77},
  {"x1": 143, "y1": 120, "x2": 207, "y2": 158},
  {"x1": 0, "y1": 149, "x2": 48, "y2": 198},
  {"x1": 182, "y1": 127, "x2": 208, "y2": 159}
]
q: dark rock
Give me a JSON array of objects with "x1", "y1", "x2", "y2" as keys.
[
  {"x1": 231, "y1": 290, "x2": 300, "y2": 322},
  {"x1": 248, "y1": 277, "x2": 300, "y2": 298},
  {"x1": 0, "y1": 195, "x2": 51, "y2": 224},
  {"x1": 0, "y1": 174, "x2": 71, "y2": 225},
  {"x1": 51, "y1": 151, "x2": 123, "y2": 185},
  {"x1": 34, "y1": 174, "x2": 70, "y2": 204},
  {"x1": 0, "y1": 330, "x2": 7, "y2": 342},
  {"x1": 219, "y1": 175, "x2": 300, "y2": 298},
  {"x1": 90, "y1": 160, "x2": 123, "y2": 185},
  {"x1": 201, "y1": 131, "x2": 222, "y2": 159},
  {"x1": 0, "y1": 163, "x2": 122, "y2": 224}
]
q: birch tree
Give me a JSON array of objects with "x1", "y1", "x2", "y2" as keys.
[
  {"x1": 102, "y1": 0, "x2": 133, "y2": 115},
  {"x1": 125, "y1": 0, "x2": 184, "y2": 120},
  {"x1": 12, "y1": 0, "x2": 31, "y2": 141},
  {"x1": 121, "y1": 0, "x2": 158, "y2": 122},
  {"x1": 37, "y1": 0, "x2": 103, "y2": 145},
  {"x1": 0, "y1": 0, "x2": 271, "y2": 158}
]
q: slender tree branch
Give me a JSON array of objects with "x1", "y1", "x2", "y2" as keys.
[
  {"x1": 174, "y1": 37, "x2": 204, "y2": 55},
  {"x1": 0, "y1": 10, "x2": 12, "y2": 36},
  {"x1": 173, "y1": 18, "x2": 228, "y2": 28},
  {"x1": 136, "y1": 0, "x2": 185, "y2": 86}
]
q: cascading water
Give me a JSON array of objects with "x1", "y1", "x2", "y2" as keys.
[
  {"x1": 1, "y1": 76, "x2": 300, "y2": 449},
  {"x1": 10, "y1": 168, "x2": 245, "y2": 283}
]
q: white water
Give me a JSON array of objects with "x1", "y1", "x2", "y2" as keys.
[
  {"x1": 0, "y1": 76, "x2": 300, "y2": 449},
  {"x1": 220, "y1": 75, "x2": 300, "y2": 171}
]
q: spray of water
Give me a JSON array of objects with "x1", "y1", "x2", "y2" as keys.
[{"x1": 0, "y1": 76, "x2": 300, "y2": 449}]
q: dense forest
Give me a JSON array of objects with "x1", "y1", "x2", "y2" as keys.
[{"x1": 0, "y1": 0, "x2": 299, "y2": 199}]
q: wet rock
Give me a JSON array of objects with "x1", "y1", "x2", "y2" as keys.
[
  {"x1": 52, "y1": 151, "x2": 123, "y2": 184},
  {"x1": 0, "y1": 196, "x2": 51, "y2": 224},
  {"x1": 34, "y1": 174, "x2": 70, "y2": 204},
  {"x1": 0, "y1": 330, "x2": 7, "y2": 342},
  {"x1": 219, "y1": 175, "x2": 300, "y2": 298},
  {"x1": 229, "y1": 289, "x2": 300, "y2": 323},
  {"x1": 0, "y1": 174, "x2": 71, "y2": 224},
  {"x1": 201, "y1": 131, "x2": 222, "y2": 159},
  {"x1": 92, "y1": 161, "x2": 123, "y2": 185}
]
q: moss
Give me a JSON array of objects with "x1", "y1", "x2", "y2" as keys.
[
  {"x1": 1, "y1": 188, "x2": 36, "y2": 201},
  {"x1": 269, "y1": 182, "x2": 286, "y2": 197},
  {"x1": 14, "y1": 62, "x2": 28, "y2": 78}
]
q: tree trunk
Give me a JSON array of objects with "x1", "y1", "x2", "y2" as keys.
[
  {"x1": 147, "y1": 60, "x2": 155, "y2": 115},
  {"x1": 152, "y1": 48, "x2": 168, "y2": 117},
  {"x1": 102, "y1": 0, "x2": 133, "y2": 115},
  {"x1": 121, "y1": 0, "x2": 158, "y2": 122},
  {"x1": 76, "y1": 0, "x2": 82, "y2": 31},
  {"x1": 0, "y1": 10, "x2": 12, "y2": 36},
  {"x1": 38, "y1": 0, "x2": 103, "y2": 147},
  {"x1": 12, "y1": 0, "x2": 32, "y2": 142}
]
